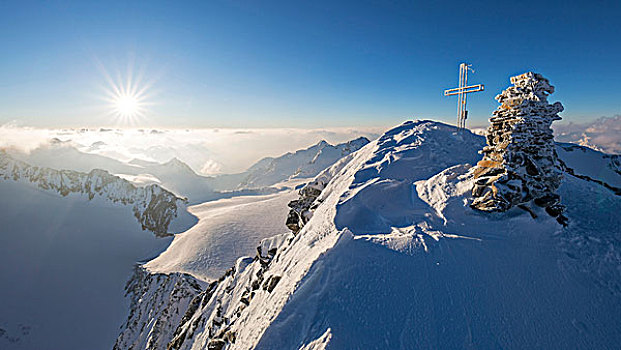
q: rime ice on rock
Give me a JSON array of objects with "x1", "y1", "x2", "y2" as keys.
[{"x1": 471, "y1": 72, "x2": 567, "y2": 224}]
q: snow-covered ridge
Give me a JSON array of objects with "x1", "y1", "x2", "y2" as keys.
[
  {"x1": 214, "y1": 137, "x2": 370, "y2": 191},
  {"x1": 0, "y1": 150, "x2": 187, "y2": 236},
  {"x1": 556, "y1": 142, "x2": 621, "y2": 193},
  {"x1": 115, "y1": 136, "x2": 375, "y2": 350},
  {"x1": 115, "y1": 120, "x2": 483, "y2": 349},
  {"x1": 116, "y1": 120, "x2": 621, "y2": 350}
]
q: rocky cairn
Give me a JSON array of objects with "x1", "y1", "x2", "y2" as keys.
[{"x1": 471, "y1": 72, "x2": 568, "y2": 225}]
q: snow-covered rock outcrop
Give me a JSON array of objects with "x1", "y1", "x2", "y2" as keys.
[
  {"x1": 471, "y1": 72, "x2": 567, "y2": 224},
  {"x1": 285, "y1": 154, "x2": 358, "y2": 234},
  {"x1": 0, "y1": 151, "x2": 187, "y2": 236},
  {"x1": 114, "y1": 267, "x2": 207, "y2": 350},
  {"x1": 116, "y1": 120, "x2": 621, "y2": 350}
]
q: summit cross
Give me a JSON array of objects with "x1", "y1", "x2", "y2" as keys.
[{"x1": 444, "y1": 63, "x2": 485, "y2": 129}]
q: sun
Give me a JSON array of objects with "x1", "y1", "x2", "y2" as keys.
[
  {"x1": 99, "y1": 61, "x2": 154, "y2": 125},
  {"x1": 114, "y1": 94, "x2": 141, "y2": 117}
]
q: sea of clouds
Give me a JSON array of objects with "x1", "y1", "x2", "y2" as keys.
[
  {"x1": 470, "y1": 115, "x2": 621, "y2": 155},
  {"x1": 553, "y1": 115, "x2": 621, "y2": 154},
  {"x1": 0, "y1": 122, "x2": 384, "y2": 175},
  {"x1": 2, "y1": 116, "x2": 618, "y2": 177}
]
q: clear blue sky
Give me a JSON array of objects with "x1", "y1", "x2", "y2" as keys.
[{"x1": 1, "y1": 0, "x2": 620, "y2": 128}]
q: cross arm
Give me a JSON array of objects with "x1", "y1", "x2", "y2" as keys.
[{"x1": 444, "y1": 84, "x2": 485, "y2": 96}]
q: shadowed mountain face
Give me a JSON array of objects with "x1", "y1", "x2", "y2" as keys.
[{"x1": 0, "y1": 151, "x2": 200, "y2": 349}]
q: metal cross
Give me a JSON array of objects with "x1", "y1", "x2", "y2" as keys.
[{"x1": 444, "y1": 63, "x2": 484, "y2": 129}]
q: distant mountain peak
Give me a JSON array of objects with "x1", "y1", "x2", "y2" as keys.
[
  {"x1": 314, "y1": 139, "x2": 329, "y2": 147},
  {"x1": 0, "y1": 152, "x2": 187, "y2": 236},
  {"x1": 161, "y1": 157, "x2": 196, "y2": 173},
  {"x1": 234, "y1": 136, "x2": 370, "y2": 189}
]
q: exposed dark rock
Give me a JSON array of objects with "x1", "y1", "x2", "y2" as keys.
[
  {"x1": 206, "y1": 339, "x2": 226, "y2": 350},
  {"x1": 262, "y1": 275, "x2": 282, "y2": 293},
  {"x1": 286, "y1": 177, "x2": 329, "y2": 234},
  {"x1": 114, "y1": 266, "x2": 205, "y2": 350}
]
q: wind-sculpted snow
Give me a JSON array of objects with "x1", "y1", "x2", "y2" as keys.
[
  {"x1": 556, "y1": 143, "x2": 621, "y2": 190},
  {"x1": 0, "y1": 151, "x2": 189, "y2": 236},
  {"x1": 115, "y1": 120, "x2": 621, "y2": 350},
  {"x1": 335, "y1": 120, "x2": 483, "y2": 234},
  {"x1": 258, "y1": 121, "x2": 621, "y2": 349}
]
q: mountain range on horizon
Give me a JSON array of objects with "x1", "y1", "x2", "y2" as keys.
[{"x1": 4, "y1": 137, "x2": 370, "y2": 204}]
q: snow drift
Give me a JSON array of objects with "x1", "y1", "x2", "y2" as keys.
[{"x1": 116, "y1": 120, "x2": 621, "y2": 349}]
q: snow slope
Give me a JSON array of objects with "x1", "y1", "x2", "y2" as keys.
[
  {"x1": 145, "y1": 179, "x2": 304, "y2": 281},
  {"x1": 116, "y1": 120, "x2": 621, "y2": 350},
  {"x1": 556, "y1": 142, "x2": 620, "y2": 189}
]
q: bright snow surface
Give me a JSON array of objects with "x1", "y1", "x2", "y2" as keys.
[
  {"x1": 252, "y1": 121, "x2": 621, "y2": 349},
  {"x1": 157, "y1": 120, "x2": 620, "y2": 350},
  {"x1": 145, "y1": 179, "x2": 305, "y2": 280},
  {"x1": 3, "y1": 120, "x2": 621, "y2": 349}
]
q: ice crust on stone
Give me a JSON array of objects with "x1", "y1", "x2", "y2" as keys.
[{"x1": 471, "y1": 72, "x2": 567, "y2": 224}]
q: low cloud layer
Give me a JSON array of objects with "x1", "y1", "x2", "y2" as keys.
[
  {"x1": 553, "y1": 115, "x2": 621, "y2": 154},
  {"x1": 0, "y1": 123, "x2": 385, "y2": 174}
]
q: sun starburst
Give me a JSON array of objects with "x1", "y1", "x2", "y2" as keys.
[{"x1": 98, "y1": 59, "x2": 155, "y2": 126}]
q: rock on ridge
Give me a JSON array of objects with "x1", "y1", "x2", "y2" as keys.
[
  {"x1": 0, "y1": 150, "x2": 186, "y2": 236},
  {"x1": 471, "y1": 72, "x2": 567, "y2": 224},
  {"x1": 113, "y1": 142, "x2": 365, "y2": 350},
  {"x1": 114, "y1": 267, "x2": 207, "y2": 350},
  {"x1": 286, "y1": 149, "x2": 365, "y2": 234}
]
